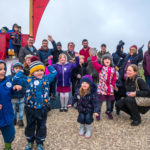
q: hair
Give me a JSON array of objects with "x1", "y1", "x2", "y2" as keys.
[
  {"x1": 68, "y1": 42, "x2": 75, "y2": 47},
  {"x1": 28, "y1": 36, "x2": 34, "y2": 40},
  {"x1": 58, "y1": 53, "x2": 67, "y2": 61},
  {"x1": 82, "y1": 39, "x2": 88, "y2": 43},
  {"x1": 79, "y1": 55, "x2": 85, "y2": 59},
  {"x1": 101, "y1": 43, "x2": 106, "y2": 48},
  {"x1": 128, "y1": 64, "x2": 139, "y2": 73},
  {"x1": 42, "y1": 39, "x2": 48, "y2": 43},
  {"x1": 79, "y1": 86, "x2": 90, "y2": 97}
]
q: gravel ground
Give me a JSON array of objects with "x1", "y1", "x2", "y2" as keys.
[{"x1": 1, "y1": 104, "x2": 150, "y2": 150}]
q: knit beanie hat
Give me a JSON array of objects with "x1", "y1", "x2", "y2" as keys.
[
  {"x1": 80, "y1": 75, "x2": 93, "y2": 85},
  {"x1": 130, "y1": 45, "x2": 137, "y2": 51},
  {"x1": 57, "y1": 42, "x2": 62, "y2": 46},
  {"x1": 30, "y1": 56, "x2": 40, "y2": 62},
  {"x1": 0, "y1": 60, "x2": 7, "y2": 73},
  {"x1": 29, "y1": 61, "x2": 45, "y2": 75},
  {"x1": 102, "y1": 54, "x2": 113, "y2": 66},
  {"x1": 11, "y1": 62, "x2": 24, "y2": 74}
]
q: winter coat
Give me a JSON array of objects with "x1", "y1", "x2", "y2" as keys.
[
  {"x1": 38, "y1": 41, "x2": 57, "y2": 64},
  {"x1": 0, "y1": 77, "x2": 14, "y2": 127},
  {"x1": 53, "y1": 57, "x2": 79, "y2": 87},
  {"x1": 13, "y1": 66, "x2": 57, "y2": 109},
  {"x1": 92, "y1": 56, "x2": 117, "y2": 95},
  {"x1": 97, "y1": 51, "x2": 110, "y2": 63},
  {"x1": 72, "y1": 82, "x2": 100, "y2": 114},
  {"x1": 19, "y1": 45, "x2": 39, "y2": 63},
  {"x1": 79, "y1": 47, "x2": 90, "y2": 63},
  {"x1": 118, "y1": 47, "x2": 143, "y2": 79},
  {"x1": 52, "y1": 49, "x2": 64, "y2": 64},
  {"x1": 143, "y1": 51, "x2": 150, "y2": 76},
  {"x1": 86, "y1": 56, "x2": 99, "y2": 84}
]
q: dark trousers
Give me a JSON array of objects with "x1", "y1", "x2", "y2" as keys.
[
  {"x1": 77, "y1": 112, "x2": 93, "y2": 125},
  {"x1": 99, "y1": 101, "x2": 112, "y2": 113},
  {"x1": 116, "y1": 97, "x2": 141, "y2": 122},
  {"x1": 13, "y1": 45, "x2": 21, "y2": 58},
  {"x1": 25, "y1": 106, "x2": 48, "y2": 145},
  {"x1": 50, "y1": 77, "x2": 56, "y2": 96},
  {"x1": 0, "y1": 123, "x2": 15, "y2": 143}
]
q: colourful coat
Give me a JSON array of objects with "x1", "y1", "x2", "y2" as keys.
[
  {"x1": 92, "y1": 56, "x2": 117, "y2": 95},
  {"x1": 13, "y1": 66, "x2": 57, "y2": 109}
]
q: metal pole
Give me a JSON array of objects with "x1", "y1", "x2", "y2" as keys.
[{"x1": 29, "y1": 0, "x2": 33, "y2": 36}]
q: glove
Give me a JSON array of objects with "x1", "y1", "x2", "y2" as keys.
[
  {"x1": 44, "y1": 59, "x2": 49, "y2": 66},
  {"x1": 119, "y1": 40, "x2": 125, "y2": 46},
  {"x1": 91, "y1": 48, "x2": 97, "y2": 56},
  {"x1": 139, "y1": 45, "x2": 144, "y2": 50}
]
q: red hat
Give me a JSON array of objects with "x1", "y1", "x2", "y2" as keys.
[
  {"x1": 130, "y1": 45, "x2": 137, "y2": 50},
  {"x1": 30, "y1": 56, "x2": 40, "y2": 63}
]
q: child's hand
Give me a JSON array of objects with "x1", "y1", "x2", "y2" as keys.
[
  {"x1": 68, "y1": 105, "x2": 72, "y2": 108},
  {"x1": 48, "y1": 55, "x2": 53, "y2": 60},
  {"x1": 94, "y1": 113, "x2": 99, "y2": 117},
  {"x1": 77, "y1": 74, "x2": 81, "y2": 78},
  {"x1": 13, "y1": 85, "x2": 22, "y2": 91},
  {"x1": 114, "y1": 86, "x2": 118, "y2": 92},
  {"x1": 128, "y1": 92, "x2": 136, "y2": 97},
  {"x1": 75, "y1": 52, "x2": 79, "y2": 57},
  {"x1": 0, "y1": 104, "x2": 2, "y2": 110}
]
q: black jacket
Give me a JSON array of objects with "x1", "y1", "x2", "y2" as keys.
[{"x1": 52, "y1": 49, "x2": 63, "y2": 64}]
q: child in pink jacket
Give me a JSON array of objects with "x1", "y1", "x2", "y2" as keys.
[{"x1": 91, "y1": 52, "x2": 117, "y2": 120}]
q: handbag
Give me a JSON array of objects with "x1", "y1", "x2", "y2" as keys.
[{"x1": 135, "y1": 77, "x2": 150, "y2": 107}]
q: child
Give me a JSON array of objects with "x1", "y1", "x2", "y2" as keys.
[
  {"x1": 10, "y1": 62, "x2": 25, "y2": 126},
  {"x1": 69, "y1": 75, "x2": 99, "y2": 138},
  {"x1": 0, "y1": 60, "x2": 22, "y2": 150},
  {"x1": 71, "y1": 55, "x2": 87, "y2": 96},
  {"x1": 52, "y1": 53, "x2": 79, "y2": 112},
  {"x1": 13, "y1": 59, "x2": 57, "y2": 150},
  {"x1": 91, "y1": 53, "x2": 117, "y2": 120},
  {"x1": 23, "y1": 54, "x2": 33, "y2": 76}
]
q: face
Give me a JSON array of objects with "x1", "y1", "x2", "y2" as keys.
[
  {"x1": 25, "y1": 58, "x2": 31, "y2": 66},
  {"x1": 79, "y1": 58, "x2": 84, "y2": 64},
  {"x1": 14, "y1": 66, "x2": 22, "y2": 73},
  {"x1": 1, "y1": 29, "x2": 6, "y2": 33},
  {"x1": 28, "y1": 38, "x2": 34, "y2": 47},
  {"x1": 126, "y1": 66, "x2": 137, "y2": 78},
  {"x1": 104, "y1": 58, "x2": 111, "y2": 67},
  {"x1": 121, "y1": 47, "x2": 124, "y2": 52},
  {"x1": 42, "y1": 41, "x2": 48, "y2": 49},
  {"x1": 0, "y1": 63, "x2": 5, "y2": 80},
  {"x1": 130, "y1": 48, "x2": 137, "y2": 56},
  {"x1": 14, "y1": 26, "x2": 18, "y2": 32},
  {"x1": 57, "y1": 45, "x2": 62, "y2": 51},
  {"x1": 101, "y1": 46, "x2": 106, "y2": 53},
  {"x1": 82, "y1": 41, "x2": 88, "y2": 49},
  {"x1": 59, "y1": 55, "x2": 67, "y2": 64},
  {"x1": 68, "y1": 43, "x2": 75, "y2": 51},
  {"x1": 148, "y1": 43, "x2": 150, "y2": 49},
  {"x1": 81, "y1": 82, "x2": 90, "y2": 90},
  {"x1": 33, "y1": 70, "x2": 44, "y2": 79}
]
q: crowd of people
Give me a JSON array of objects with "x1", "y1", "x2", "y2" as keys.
[{"x1": 0, "y1": 35, "x2": 150, "y2": 150}]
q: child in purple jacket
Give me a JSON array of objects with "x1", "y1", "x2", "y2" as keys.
[{"x1": 52, "y1": 53, "x2": 79, "y2": 112}]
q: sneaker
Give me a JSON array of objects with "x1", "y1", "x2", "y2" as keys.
[
  {"x1": 14, "y1": 118, "x2": 17, "y2": 125},
  {"x1": 25, "y1": 143, "x2": 33, "y2": 150},
  {"x1": 105, "y1": 112, "x2": 113, "y2": 120},
  {"x1": 79, "y1": 124, "x2": 85, "y2": 136},
  {"x1": 85, "y1": 125, "x2": 91, "y2": 138},
  {"x1": 18, "y1": 120, "x2": 24, "y2": 127},
  {"x1": 37, "y1": 144, "x2": 44, "y2": 150},
  {"x1": 64, "y1": 107, "x2": 68, "y2": 112},
  {"x1": 60, "y1": 108, "x2": 63, "y2": 112}
]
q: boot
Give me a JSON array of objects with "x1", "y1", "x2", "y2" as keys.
[
  {"x1": 25, "y1": 142, "x2": 33, "y2": 150},
  {"x1": 17, "y1": 120, "x2": 24, "y2": 127},
  {"x1": 4, "y1": 143, "x2": 12, "y2": 150},
  {"x1": 131, "y1": 120, "x2": 141, "y2": 126},
  {"x1": 79, "y1": 124, "x2": 85, "y2": 136},
  {"x1": 37, "y1": 144, "x2": 44, "y2": 150},
  {"x1": 105, "y1": 111, "x2": 113, "y2": 120},
  {"x1": 85, "y1": 125, "x2": 91, "y2": 138}
]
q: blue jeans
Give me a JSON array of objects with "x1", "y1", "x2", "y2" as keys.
[
  {"x1": 77, "y1": 113, "x2": 93, "y2": 125},
  {"x1": 145, "y1": 76, "x2": 150, "y2": 87},
  {"x1": 12, "y1": 98, "x2": 24, "y2": 120},
  {"x1": 0, "y1": 123, "x2": 15, "y2": 143}
]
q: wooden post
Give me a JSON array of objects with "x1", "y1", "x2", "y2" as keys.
[{"x1": 29, "y1": 0, "x2": 33, "y2": 36}]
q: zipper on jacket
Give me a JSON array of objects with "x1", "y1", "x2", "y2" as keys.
[{"x1": 62, "y1": 65, "x2": 64, "y2": 87}]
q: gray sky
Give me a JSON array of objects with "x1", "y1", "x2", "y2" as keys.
[{"x1": 0, "y1": 0, "x2": 150, "y2": 53}]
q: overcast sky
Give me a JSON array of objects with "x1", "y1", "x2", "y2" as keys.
[{"x1": 0, "y1": 0, "x2": 150, "y2": 53}]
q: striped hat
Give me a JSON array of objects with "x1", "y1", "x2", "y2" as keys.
[{"x1": 29, "y1": 61, "x2": 45, "y2": 75}]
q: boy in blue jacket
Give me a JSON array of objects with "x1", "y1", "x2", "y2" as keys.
[
  {"x1": 0, "y1": 60, "x2": 22, "y2": 150},
  {"x1": 13, "y1": 59, "x2": 57, "y2": 150}
]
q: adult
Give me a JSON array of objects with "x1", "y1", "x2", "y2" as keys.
[
  {"x1": 38, "y1": 35, "x2": 57, "y2": 64},
  {"x1": 64, "y1": 42, "x2": 76, "y2": 63},
  {"x1": 19, "y1": 36, "x2": 39, "y2": 63},
  {"x1": 52, "y1": 42, "x2": 63, "y2": 64},
  {"x1": 118, "y1": 41, "x2": 143, "y2": 80},
  {"x1": 97, "y1": 44, "x2": 110, "y2": 63},
  {"x1": 79, "y1": 39, "x2": 90, "y2": 63},
  {"x1": 116, "y1": 64, "x2": 150, "y2": 126},
  {"x1": 143, "y1": 41, "x2": 150, "y2": 87}
]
